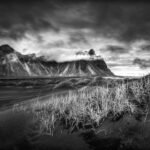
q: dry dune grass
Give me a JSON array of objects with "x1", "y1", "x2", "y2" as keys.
[{"x1": 14, "y1": 78, "x2": 150, "y2": 135}]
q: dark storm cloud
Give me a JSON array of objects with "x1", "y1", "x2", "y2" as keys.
[
  {"x1": 105, "y1": 45, "x2": 127, "y2": 53},
  {"x1": 90, "y1": 2, "x2": 150, "y2": 42},
  {"x1": 52, "y1": 1, "x2": 150, "y2": 42},
  {"x1": 0, "y1": 0, "x2": 59, "y2": 40},
  {"x1": 69, "y1": 32, "x2": 89, "y2": 45},
  {"x1": 139, "y1": 44, "x2": 150, "y2": 52},
  {"x1": 0, "y1": 0, "x2": 150, "y2": 42},
  {"x1": 133, "y1": 58, "x2": 150, "y2": 69}
]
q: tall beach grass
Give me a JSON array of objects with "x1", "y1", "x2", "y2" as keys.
[{"x1": 14, "y1": 77, "x2": 150, "y2": 135}]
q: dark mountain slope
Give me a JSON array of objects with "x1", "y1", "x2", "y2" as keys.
[{"x1": 0, "y1": 45, "x2": 114, "y2": 77}]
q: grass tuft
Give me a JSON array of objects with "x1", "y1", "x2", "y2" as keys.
[{"x1": 14, "y1": 78, "x2": 150, "y2": 135}]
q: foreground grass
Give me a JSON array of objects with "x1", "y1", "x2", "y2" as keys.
[{"x1": 14, "y1": 77, "x2": 150, "y2": 135}]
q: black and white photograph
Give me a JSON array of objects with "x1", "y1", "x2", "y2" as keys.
[{"x1": 1, "y1": 0, "x2": 150, "y2": 149}]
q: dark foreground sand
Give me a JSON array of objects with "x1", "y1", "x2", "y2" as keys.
[
  {"x1": 1, "y1": 109, "x2": 150, "y2": 150},
  {"x1": 0, "y1": 109, "x2": 90, "y2": 150}
]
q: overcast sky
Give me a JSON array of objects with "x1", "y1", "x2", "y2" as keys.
[{"x1": 1, "y1": 0, "x2": 150, "y2": 76}]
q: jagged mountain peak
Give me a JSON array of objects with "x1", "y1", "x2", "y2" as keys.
[{"x1": 0, "y1": 44, "x2": 15, "y2": 56}]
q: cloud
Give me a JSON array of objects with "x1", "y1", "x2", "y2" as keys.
[
  {"x1": 43, "y1": 41, "x2": 65, "y2": 49},
  {"x1": 133, "y1": 58, "x2": 150, "y2": 69},
  {"x1": 69, "y1": 32, "x2": 88, "y2": 45},
  {"x1": 105, "y1": 45, "x2": 127, "y2": 54},
  {"x1": 0, "y1": 0, "x2": 59, "y2": 40},
  {"x1": 139, "y1": 44, "x2": 150, "y2": 52},
  {"x1": 0, "y1": 0, "x2": 150, "y2": 42}
]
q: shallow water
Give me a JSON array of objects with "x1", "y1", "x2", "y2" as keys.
[{"x1": 0, "y1": 85, "x2": 56, "y2": 108}]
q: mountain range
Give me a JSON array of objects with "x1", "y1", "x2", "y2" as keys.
[{"x1": 0, "y1": 44, "x2": 114, "y2": 77}]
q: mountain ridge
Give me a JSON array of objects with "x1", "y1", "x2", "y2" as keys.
[{"x1": 0, "y1": 44, "x2": 114, "y2": 77}]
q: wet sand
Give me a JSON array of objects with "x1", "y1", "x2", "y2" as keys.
[{"x1": 0, "y1": 85, "x2": 71, "y2": 109}]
